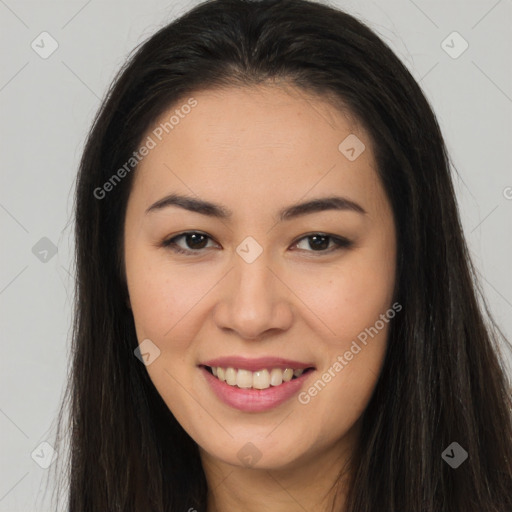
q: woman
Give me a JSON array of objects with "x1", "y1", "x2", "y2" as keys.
[{"x1": 56, "y1": 0, "x2": 512, "y2": 510}]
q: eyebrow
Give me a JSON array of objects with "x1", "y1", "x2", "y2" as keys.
[{"x1": 145, "y1": 193, "x2": 366, "y2": 221}]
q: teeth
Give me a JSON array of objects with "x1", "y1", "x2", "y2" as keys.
[
  {"x1": 236, "y1": 369, "x2": 253, "y2": 389},
  {"x1": 225, "y1": 367, "x2": 237, "y2": 386},
  {"x1": 209, "y1": 366, "x2": 309, "y2": 389},
  {"x1": 253, "y1": 369, "x2": 270, "y2": 390},
  {"x1": 283, "y1": 368, "x2": 293, "y2": 382},
  {"x1": 269, "y1": 368, "x2": 283, "y2": 386}
]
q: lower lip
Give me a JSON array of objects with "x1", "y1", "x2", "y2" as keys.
[{"x1": 200, "y1": 366, "x2": 313, "y2": 412}]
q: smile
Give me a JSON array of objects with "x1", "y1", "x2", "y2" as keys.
[
  {"x1": 199, "y1": 357, "x2": 316, "y2": 412},
  {"x1": 205, "y1": 366, "x2": 314, "y2": 390}
]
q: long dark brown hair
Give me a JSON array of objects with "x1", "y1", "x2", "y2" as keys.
[{"x1": 53, "y1": 0, "x2": 512, "y2": 510}]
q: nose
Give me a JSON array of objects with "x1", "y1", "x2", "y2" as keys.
[{"x1": 213, "y1": 253, "x2": 294, "y2": 341}]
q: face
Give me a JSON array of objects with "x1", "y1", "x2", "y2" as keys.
[{"x1": 123, "y1": 84, "x2": 396, "y2": 472}]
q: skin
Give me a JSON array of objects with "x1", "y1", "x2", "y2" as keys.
[{"x1": 123, "y1": 83, "x2": 397, "y2": 512}]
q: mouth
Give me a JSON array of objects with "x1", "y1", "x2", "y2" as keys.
[
  {"x1": 198, "y1": 357, "x2": 316, "y2": 412},
  {"x1": 202, "y1": 365, "x2": 315, "y2": 390}
]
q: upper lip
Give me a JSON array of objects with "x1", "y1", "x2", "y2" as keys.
[{"x1": 201, "y1": 356, "x2": 315, "y2": 372}]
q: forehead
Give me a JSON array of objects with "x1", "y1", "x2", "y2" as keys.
[{"x1": 129, "y1": 84, "x2": 385, "y2": 217}]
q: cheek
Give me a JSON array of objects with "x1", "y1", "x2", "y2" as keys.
[
  {"x1": 127, "y1": 233, "x2": 396, "y2": 350},
  {"x1": 125, "y1": 247, "x2": 206, "y2": 351},
  {"x1": 289, "y1": 253, "x2": 395, "y2": 346},
  {"x1": 293, "y1": 249, "x2": 395, "y2": 431}
]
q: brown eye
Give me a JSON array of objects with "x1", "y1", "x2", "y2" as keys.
[
  {"x1": 293, "y1": 233, "x2": 352, "y2": 254},
  {"x1": 162, "y1": 232, "x2": 217, "y2": 254},
  {"x1": 162, "y1": 231, "x2": 352, "y2": 256}
]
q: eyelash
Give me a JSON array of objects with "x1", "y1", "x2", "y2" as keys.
[{"x1": 160, "y1": 231, "x2": 353, "y2": 256}]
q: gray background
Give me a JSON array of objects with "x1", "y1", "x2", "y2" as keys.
[{"x1": 1, "y1": 0, "x2": 511, "y2": 510}]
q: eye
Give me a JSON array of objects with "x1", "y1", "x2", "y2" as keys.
[
  {"x1": 291, "y1": 233, "x2": 352, "y2": 254},
  {"x1": 161, "y1": 231, "x2": 352, "y2": 256},
  {"x1": 161, "y1": 231, "x2": 218, "y2": 254}
]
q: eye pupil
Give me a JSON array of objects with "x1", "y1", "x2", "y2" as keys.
[
  {"x1": 186, "y1": 233, "x2": 208, "y2": 249},
  {"x1": 166, "y1": 231, "x2": 347, "y2": 255},
  {"x1": 309, "y1": 235, "x2": 329, "y2": 250}
]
